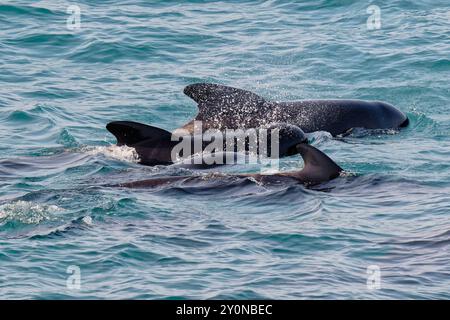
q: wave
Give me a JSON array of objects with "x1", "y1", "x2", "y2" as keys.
[
  {"x1": 0, "y1": 4, "x2": 54, "y2": 17},
  {"x1": 28, "y1": 215, "x2": 93, "y2": 240},
  {"x1": 67, "y1": 40, "x2": 158, "y2": 63}
]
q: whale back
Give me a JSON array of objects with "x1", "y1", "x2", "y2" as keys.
[
  {"x1": 182, "y1": 83, "x2": 409, "y2": 136},
  {"x1": 115, "y1": 144, "x2": 344, "y2": 188},
  {"x1": 107, "y1": 120, "x2": 308, "y2": 166}
]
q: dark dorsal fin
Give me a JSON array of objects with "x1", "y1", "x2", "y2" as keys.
[
  {"x1": 184, "y1": 83, "x2": 267, "y2": 113},
  {"x1": 184, "y1": 83, "x2": 266, "y2": 106},
  {"x1": 183, "y1": 83, "x2": 270, "y2": 129},
  {"x1": 295, "y1": 144, "x2": 343, "y2": 183},
  {"x1": 106, "y1": 121, "x2": 172, "y2": 146}
]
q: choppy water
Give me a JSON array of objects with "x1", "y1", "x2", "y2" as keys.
[{"x1": 1, "y1": 0, "x2": 449, "y2": 299}]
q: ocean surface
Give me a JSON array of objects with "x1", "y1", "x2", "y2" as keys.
[{"x1": 0, "y1": 0, "x2": 449, "y2": 299}]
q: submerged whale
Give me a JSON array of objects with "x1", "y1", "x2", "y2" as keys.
[
  {"x1": 179, "y1": 83, "x2": 409, "y2": 136},
  {"x1": 106, "y1": 121, "x2": 308, "y2": 166},
  {"x1": 114, "y1": 143, "x2": 343, "y2": 188}
]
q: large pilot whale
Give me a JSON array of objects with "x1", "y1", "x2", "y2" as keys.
[
  {"x1": 179, "y1": 83, "x2": 409, "y2": 136},
  {"x1": 114, "y1": 143, "x2": 343, "y2": 188}
]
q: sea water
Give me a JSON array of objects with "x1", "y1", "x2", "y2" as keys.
[{"x1": 0, "y1": 0, "x2": 449, "y2": 299}]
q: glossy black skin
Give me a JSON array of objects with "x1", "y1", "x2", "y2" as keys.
[
  {"x1": 106, "y1": 121, "x2": 308, "y2": 166},
  {"x1": 269, "y1": 100, "x2": 409, "y2": 136},
  {"x1": 182, "y1": 83, "x2": 409, "y2": 136}
]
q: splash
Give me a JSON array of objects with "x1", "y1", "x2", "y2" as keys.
[
  {"x1": 0, "y1": 201, "x2": 65, "y2": 225},
  {"x1": 82, "y1": 145, "x2": 140, "y2": 163},
  {"x1": 306, "y1": 131, "x2": 333, "y2": 143},
  {"x1": 338, "y1": 128, "x2": 400, "y2": 138},
  {"x1": 82, "y1": 216, "x2": 93, "y2": 225}
]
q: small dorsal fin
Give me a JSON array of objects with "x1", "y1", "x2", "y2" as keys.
[
  {"x1": 106, "y1": 121, "x2": 171, "y2": 146},
  {"x1": 295, "y1": 144, "x2": 343, "y2": 183}
]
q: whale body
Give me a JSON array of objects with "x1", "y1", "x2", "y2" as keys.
[
  {"x1": 106, "y1": 121, "x2": 308, "y2": 166},
  {"x1": 180, "y1": 83, "x2": 409, "y2": 136},
  {"x1": 114, "y1": 143, "x2": 343, "y2": 188}
]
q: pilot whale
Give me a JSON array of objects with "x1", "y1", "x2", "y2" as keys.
[
  {"x1": 114, "y1": 143, "x2": 343, "y2": 188},
  {"x1": 179, "y1": 83, "x2": 409, "y2": 136},
  {"x1": 106, "y1": 121, "x2": 308, "y2": 166}
]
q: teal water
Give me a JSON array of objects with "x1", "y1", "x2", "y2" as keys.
[{"x1": 0, "y1": 0, "x2": 449, "y2": 299}]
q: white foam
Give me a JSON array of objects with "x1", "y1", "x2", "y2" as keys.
[
  {"x1": 82, "y1": 216, "x2": 93, "y2": 225},
  {"x1": 0, "y1": 201, "x2": 65, "y2": 224},
  {"x1": 83, "y1": 145, "x2": 140, "y2": 163}
]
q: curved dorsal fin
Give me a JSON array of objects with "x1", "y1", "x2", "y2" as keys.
[
  {"x1": 183, "y1": 83, "x2": 270, "y2": 129},
  {"x1": 295, "y1": 144, "x2": 343, "y2": 183},
  {"x1": 106, "y1": 121, "x2": 171, "y2": 146},
  {"x1": 184, "y1": 83, "x2": 266, "y2": 107}
]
